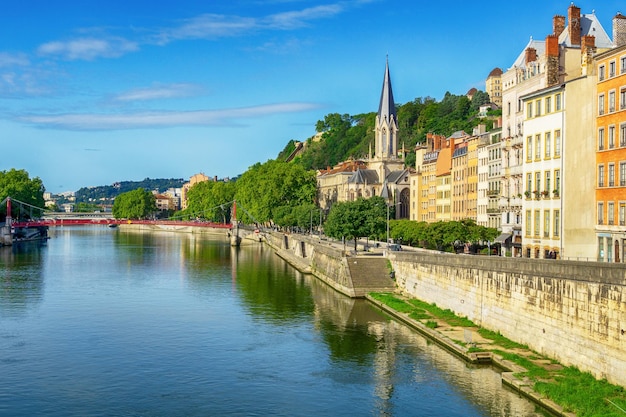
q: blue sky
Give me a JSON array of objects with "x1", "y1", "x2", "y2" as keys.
[{"x1": 0, "y1": 1, "x2": 623, "y2": 193}]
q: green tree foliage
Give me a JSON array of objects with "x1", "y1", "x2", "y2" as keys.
[
  {"x1": 75, "y1": 178, "x2": 184, "y2": 202},
  {"x1": 234, "y1": 160, "x2": 316, "y2": 224},
  {"x1": 324, "y1": 196, "x2": 387, "y2": 251},
  {"x1": 112, "y1": 188, "x2": 156, "y2": 219},
  {"x1": 291, "y1": 90, "x2": 496, "y2": 172},
  {"x1": 389, "y1": 218, "x2": 499, "y2": 252},
  {"x1": 0, "y1": 169, "x2": 45, "y2": 220},
  {"x1": 184, "y1": 180, "x2": 236, "y2": 223},
  {"x1": 73, "y1": 202, "x2": 103, "y2": 212}
]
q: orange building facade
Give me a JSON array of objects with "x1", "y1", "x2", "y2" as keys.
[{"x1": 595, "y1": 40, "x2": 626, "y2": 262}]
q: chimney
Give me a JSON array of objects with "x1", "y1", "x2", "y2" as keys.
[
  {"x1": 568, "y1": 3, "x2": 581, "y2": 46},
  {"x1": 525, "y1": 47, "x2": 537, "y2": 63},
  {"x1": 553, "y1": 15, "x2": 565, "y2": 37},
  {"x1": 546, "y1": 34, "x2": 560, "y2": 86},
  {"x1": 614, "y1": 13, "x2": 626, "y2": 47}
]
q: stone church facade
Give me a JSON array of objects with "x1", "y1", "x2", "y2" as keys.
[{"x1": 316, "y1": 60, "x2": 411, "y2": 219}]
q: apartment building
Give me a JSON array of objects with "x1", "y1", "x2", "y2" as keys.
[{"x1": 595, "y1": 16, "x2": 626, "y2": 262}]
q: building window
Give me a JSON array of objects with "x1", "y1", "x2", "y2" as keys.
[
  {"x1": 545, "y1": 96, "x2": 552, "y2": 113},
  {"x1": 621, "y1": 162, "x2": 626, "y2": 186},
  {"x1": 535, "y1": 172, "x2": 541, "y2": 194},
  {"x1": 526, "y1": 136, "x2": 532, "y2": 161},
  {"x1": 598, "y1": 237, "x2": 605, "y2": 261},
  {"x1": 525, "y1": 210, "x2": 531, "y2": 236},
  {"x1": 599, "y1": 94, "x2": 605, "y2": 115},
  {"x1": 610, "y1": 61, "x2": 616, "y2": 78},
  {"x1": 535, "y1": 134, "x2": 541, "y2": 160},
  {"x1": 599, "y1": 127, "x2": 605, "y2": 150},
  {"x1": 610, "y1": 90, "x2": 616, "y2": 112},
  {"x1": 621, "y1": 124, "x2": 626, "y2": 147},
  {"x1": 620, "y1": 202, "x2": 626, "y2": 226},
  {"x1": 555, "y1": 130, "x2": 561, "y2": 157},
  {"x1": 534, "y1": 210, "x2": 540, "y2": 237},
  {"x1": 621, "y1": 88, "x2": 626, "y2": 110},
  {"x1": 598, "y1": 202, "x2": 605, "y2": 225},
  {"x1": 621, "y1": 56, "x2": 626, "y2": 74},
  {"x1": 609, "y1": 125, "x2": 616, "y2": 149},
  {"x1": 535, "y1": 100, "x2": 542, "y2": 117},
  {"x1": 599, "y1": 165, "x2": 605, "y2": 187},
  {"x1": 609, "y1": 201, "x2": 615, "y2": 225},
  {"x1": 600, "y1": 64, "x2": 606, "y2": 81},
  {"x1": 544, "y1": 211, "x2": 550, "y2": 238},
  {"x1": 555, "y1": 93, "x2": 562, "y2": 110},
  {"x1": 527, "y1": 102, "x2": 533, "y2": 118},
  {"x1": 555, "y1": 169, "x2": 560, "y2": 194},
  {"x1": 554, "y1": 210, "x2": 560, "y2": 237},
  {"x1": 526, "y1": 173, "x2": 532, "y2": 193},
  {"x1": 609, "y1": 163, "x2": 615, "y2": 187},
  {"x1": 545, "y1": 171, "x2": 551, "y2": 193},
  {"x1": 545, "y1": 132, "x2": 551, "y2": 157}
]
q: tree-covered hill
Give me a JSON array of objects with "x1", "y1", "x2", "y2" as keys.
[
  {"x1": 280, "y1": 90, "x2": 498, "y2": 170},
  {"x1": 75, "y1": 178, "x2": 185, "y2": 202}
]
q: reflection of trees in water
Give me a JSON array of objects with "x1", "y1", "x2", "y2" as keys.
[
  {"x1": 0, "y1": 242, "x2": 46, "y2": 315},
  {"x1": 234, "y1": 244, "x2": 316, "y2": 324}
]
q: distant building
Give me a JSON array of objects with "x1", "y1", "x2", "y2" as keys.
[
  {"x1": 181, "y1": 173, "x2": 209, "y2": 210},
  {"x1": 485, "y1": 67, "x2": 503, "y2": 107}
]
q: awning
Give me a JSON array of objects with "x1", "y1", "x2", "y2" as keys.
[{"x1": 494, "y1": 233, "x2": 512, "y2": 244}]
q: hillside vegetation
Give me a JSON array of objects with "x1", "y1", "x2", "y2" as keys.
[{"x1": 279, "y1": 90, "x2": 497, "y2": 170}]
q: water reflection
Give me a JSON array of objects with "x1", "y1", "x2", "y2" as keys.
[{"x1": 0, "y1": 241, "x2": 46, "y2": 315}]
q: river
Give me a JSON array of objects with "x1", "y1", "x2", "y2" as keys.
[{"x1": 0, "y1": 227, "x2": 552, "y2": 416}]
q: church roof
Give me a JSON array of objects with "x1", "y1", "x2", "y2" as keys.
[
  {"x1": 347, "y1": 168, "x2": 379, "y2": 185},
  {"x1": 378, "y1": 59, "x2": 397, "y2": 124},
  {"x1": 385, "y1": 169, "x2": 410, "y2": 184}
]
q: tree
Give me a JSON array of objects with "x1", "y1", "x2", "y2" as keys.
[
  {"x1": 0, "y1": 169, "x2": 45, "y2": 220},
  {"x1": 324, "y1": 196, "x2": 386, "y2": 251},
  {"x1": 234, "y1": 160, "x2": 316, "y2": 224},
  {"x1": 184, "y1": 180, "x2": 235, "y2": 223},
  {"x1": 112, "y1": 188, "x2": 156, "y2": 219}
]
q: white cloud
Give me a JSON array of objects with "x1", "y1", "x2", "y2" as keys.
[
  {"x1": 16, "y1": 102, "x2": 321, "y2": 130},
  {"x1": 0, "y1": 53, "x2": 30, "y2": 67},
  {"x1": 113, "y1": 83, "x2": 204, "y2": 102},
  {"x1": 153, "y1": 1, "x2": 349, "y2": 44},
  {"x1": 37, "y1": 37, "x2": 138, "y2": 61}
]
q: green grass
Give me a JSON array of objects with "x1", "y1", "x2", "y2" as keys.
[
  {"x1": 492, "y1": 350, "x2": 550, "y2": 379},
  {"x1": 478, "y1": 328, "x2": 528, "y2": 349},
  {"x1": 425, "y1": 320, "x2": 438, "y2": 329},
  {"x1": 534, "y1": 367, "x2": 626, "y2": 417}
]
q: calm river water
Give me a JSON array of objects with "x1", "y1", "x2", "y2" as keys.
[{"x1": 0, "y1": 227, "x2": 552, "y2": 417}]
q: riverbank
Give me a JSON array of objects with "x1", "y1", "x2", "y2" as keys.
[{"x1": 366, "y1": 292, "x2": 626, "y2": 417}]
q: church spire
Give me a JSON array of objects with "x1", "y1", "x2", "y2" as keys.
[{"x1": 377, "y1": 57, "x2": 397, "y2": 125}]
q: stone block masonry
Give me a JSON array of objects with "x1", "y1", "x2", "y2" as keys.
[{"x1": 391, "y1": 251, "x2": 626, "y2": 387}]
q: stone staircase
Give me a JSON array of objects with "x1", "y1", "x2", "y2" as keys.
[{"x1": 346, "y1": 256, "x2": 396, "y2": 297}]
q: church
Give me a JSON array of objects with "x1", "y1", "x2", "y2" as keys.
[{"x1": 316, "y1": 60, "x2": 412, "y2": 219}]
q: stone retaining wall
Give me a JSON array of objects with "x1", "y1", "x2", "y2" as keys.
[{"x1": 391, "y1": 251, "x2": 626, "y2": 387}]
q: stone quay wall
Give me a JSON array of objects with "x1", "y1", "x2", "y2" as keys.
[
  {"x1": 390, "y1": 251, "x2": 626, "y2": 387},
  {"x1": 265, "y1": 232, "x2": 356, "y2": 297}
]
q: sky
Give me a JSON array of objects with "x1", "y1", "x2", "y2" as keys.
[{"x1": 1, "y1": 0, "x2": 624, "y2": 193}]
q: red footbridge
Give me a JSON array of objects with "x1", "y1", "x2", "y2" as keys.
[{"x1": 12, "y1": 217, "x2": 232, "y2": 229}]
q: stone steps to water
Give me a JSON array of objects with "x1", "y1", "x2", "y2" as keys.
[{"x1": 346, "y1": 256, "x2": 395, "y2": 296}]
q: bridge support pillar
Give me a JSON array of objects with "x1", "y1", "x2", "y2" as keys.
[{"x1": 0, "y1": 225, "x2": 13, "y2": 246}]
